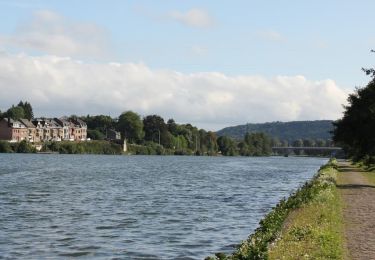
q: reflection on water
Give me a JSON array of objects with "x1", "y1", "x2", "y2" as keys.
[{"x1": 0, "y1": 154, "x2": 326, "y2": 259}]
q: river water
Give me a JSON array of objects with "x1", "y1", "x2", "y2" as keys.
[{"x1": 0, "y1": 154, "x2": 326, "y2": 259}]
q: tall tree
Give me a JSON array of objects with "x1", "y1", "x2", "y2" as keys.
[
  {"x1": 217, "y1": 136, "x2": 237, "y2": 156},
  {"x1": 17, "y1": 101, "x2": 34, "y2": 120},
  {"x1": 117, "y1": 111, "x2": 144, "y2": 143},
  {"x1": 333, "y1": 76, "x2": 375, "y2": 160},
  {"x1": 6, "y1": 106, "x2": 25, "y2": 120},
  {"x1": 143, "y1": 115, "x2": 167, "y2": 145}
]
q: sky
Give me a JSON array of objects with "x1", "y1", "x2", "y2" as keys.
[{"x1": 0, "y1": 0, "x2": 374, "y2": 130}]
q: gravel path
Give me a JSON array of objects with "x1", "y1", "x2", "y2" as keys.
[{"x1": 337, "y1": 161, "x2": 375, "y2": 260}]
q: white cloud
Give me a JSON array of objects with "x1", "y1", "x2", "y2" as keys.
[
  {"x1": 0, "y1": 10, "x2": 111, "y2": 59},
  {"x1": 0, "y1": 52, "x2": 348, "y2": 130},
  {"x1": 168, "y1": 9, "x2": 215, "y2": 28}
]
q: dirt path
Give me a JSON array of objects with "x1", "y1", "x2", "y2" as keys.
[{"x1": 337, "y1": 161, "x2": 375, "y2": 260}]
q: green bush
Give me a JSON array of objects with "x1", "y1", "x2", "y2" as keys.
[
  {"x1": 42, "y1": 140, "x2": 122, "y2": 155},
  {"x1": 0, "y1": 141, "x2": 13, "y2": 153}
]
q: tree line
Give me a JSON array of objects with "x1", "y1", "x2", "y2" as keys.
[
  {"x1": 0, "y1": 101, "x2": 335, "y2": 156},
  {"x1": 82, "y1": 111, "x2": 273, "y2": 156}
]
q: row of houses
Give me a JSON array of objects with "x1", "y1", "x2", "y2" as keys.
[{"x1": 0, "y1": 117, "x2": 87, "y2": 143}]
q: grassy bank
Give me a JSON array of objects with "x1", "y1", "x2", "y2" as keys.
[
  {"x1": 41, "y1": 140, "x2": 123, "y2": 155},
  {"x1": 0, "y1": 140, "x2": 37, "y2": 153},
  {"x1": 206, "y1": 159, "x2": 345, "y2": 260},
  {"x1": 268, "y1": 161, "x2": 345, "y2": 259}
]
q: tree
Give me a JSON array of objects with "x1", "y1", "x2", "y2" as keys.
[
  {"x1": 87, "y1": 129, "x2": 105, "y2": 140},
  {"x1": 82, "y1": 115, "x2": 114, "y2": 134},
  {"x1": 117, "y1": 111, "x2": 144, "y2": 143},
  {"x1": 244, "y1": 132, "x2": 272, "y2": 156},
  {"x1": 333, "y1": 76, "x2": 375, "y2": 160},
  {"x1": 6, "y1": 106, "x2": 25, "y2": 120},
  {"x1": 167, "y1": 119, "x2": 178, "y2": 136},
  {"x1": 217, "y1": 136, "x2": 237, "y2": 156},
  {"x1": 293, "y1": 139, "x2": 303, "y2": 147},
  {"x1": 143, "y1": 115, "x2": 168, "y2": 145},
  {"x1": 18, "y1": 101, "x2": 34, "y2": 120}
]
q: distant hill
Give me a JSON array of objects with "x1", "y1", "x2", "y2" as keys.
[{"x1": 216, "y1": 120, "x2": 334, "y2": 141}]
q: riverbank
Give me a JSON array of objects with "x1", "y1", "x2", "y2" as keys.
[
  {"x1": 206, "y1": 159, "x2": 345, "y2": 259},
  {"x1": 206, "y1": 160, "x2": 375, "y2": 260}
]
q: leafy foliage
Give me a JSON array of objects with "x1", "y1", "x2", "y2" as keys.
[
  {"x1": 333, "y1": 75, "x2": 375, "y2": 161},
  {"x1": 42, "y1": 141, "x2": 122, "y2": 155},
  {"x1": 17, "y1": 101, "x2": 34, "y2": 120},
  {"x1": 117, "y1": 111, "x2": 144, "y2": 143},
  {"x1": 6, "y1": 106, "x2": 25, "y2": 120}
]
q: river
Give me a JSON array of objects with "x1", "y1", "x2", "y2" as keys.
[{"x1": 0, "y1": 154, "x2": 327, "y2": 259}]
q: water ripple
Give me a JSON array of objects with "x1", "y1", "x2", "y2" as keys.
[{"x1": 0, "y1": 154, "x2": 326, "y2": 259}]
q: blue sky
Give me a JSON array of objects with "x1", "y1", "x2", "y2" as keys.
[{"x1": 0, "y1": 0, "x2": 373, "y2": 129}]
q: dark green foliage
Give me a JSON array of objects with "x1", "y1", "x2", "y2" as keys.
[
  {"x1": 117, "y1": 111, "x2": 144, "y2": 143},
  {"x1": 127, "y1": 143, "x2": 175, "y2": 155},
  {"x1": 15, "y1": 140, "x2": 36, "y2": 153},
  {"x1": 143, "y1": 115, "x2": 168, "y2": 145},
  {"x1": 217, "y1": 121, "x2": 333, "y2": 142},
  {"x1": 0, "y1": 140, "x2": 36, "y2": 153},
  {"x1": 217, "y1": 136, "x2": 238, "y2": 156},
  {"x1": 17, "y1": 101, "x2": 34, "y2": 120},
  {"x1": 243, "y1": 132, "x2": 272, "y2": 156},
  {"x1": 333, "y1": 76, "x2": 375, "y2": 161},
  {"x1": 87, "y1": 129, "x2": 106, "y2": 140},
  {"x1": 2, "y1": 101, "x2": 34, "y2": 120},
  {"x1": 42, "y1": 141, "x2": 122, "y2": 155},
  {"x1": 81, "y1": 115, "x2": 115, "y2": 136},
  {"x1": 0, "y1": 141, "x2": 12, "y2": 153},
  {"x1": 6, "y1": 106, "x2": 25, "y2": 120}
]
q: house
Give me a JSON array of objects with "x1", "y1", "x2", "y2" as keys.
[
  {"x1": 70, "y1": 118, "x2": 87, "y2": 141},
  {"x1": 0, "y1": 116, "x2": 88, "y2": 142},
  {"x1": 54, "y1": 117, "x2": 71, "y2": 140},
  {"x1": 0, "y1": 118, "x2": 29, "y2": 142},
  {"x1": 19, "y1": 119, "x2": 36, "y2": 142},
  {"x1": 32, "y1": 118, "x2": 61, "y2": 142},
  {"x1": 106, "y1": 129, "x2": 121, "y2": 140}
]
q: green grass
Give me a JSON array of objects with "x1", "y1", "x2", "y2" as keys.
[
  {"x1": 268, "y1": 165, "x2": 346, "y2": 259},
  {"x1": 206, "y1": 159, "x2": 345, "y2": 260},
  {"x1": 363, "y1": 172, "x2": 375, "y2": 185},
  {"x1": 353, "y1": 160, "x2": 375, "y2": 184}
]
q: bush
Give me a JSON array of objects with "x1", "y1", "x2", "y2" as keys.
[
  {"x1": 42, "y1": 140, "x2": 122, "y2": 155},
  {"x1": 16, "y1": 140, "x2": 36, "y2": 153},
  {"x1": 0, "y1": 141, "x2": 12, "y2": 153}
]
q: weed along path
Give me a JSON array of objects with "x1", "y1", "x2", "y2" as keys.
[{"x1": 337, "y1": 161, "x2": 375, "y2": 260}]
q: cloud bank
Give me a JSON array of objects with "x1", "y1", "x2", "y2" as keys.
[
  {"x1": 0, "y1": 10, "x2": 111, "y2": 59},
  {"x1": 0, "y1": 52, "x2": 348, "y2": 130}
]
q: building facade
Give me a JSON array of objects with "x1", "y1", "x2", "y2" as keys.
[{"x1": 0, "y1": 117, "x2": 88, "y2": 142}]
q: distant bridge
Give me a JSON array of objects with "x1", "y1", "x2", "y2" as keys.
[{"x1": 272, "y1": 146, "x2": 344, "y2": 157}]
